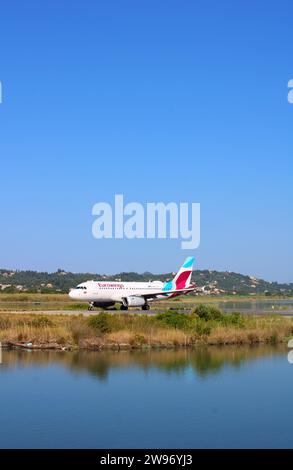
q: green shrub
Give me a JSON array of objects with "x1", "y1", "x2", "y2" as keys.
[
  {"x1": 195, "y1": 319, "x2": 212, "y2": 336},
  {"x1": 155, "y1": 310, "x2": 190, "y2": 330},
  {"x1": 222, "y1": 312, "x2": 245, "y2": 328},
  {"x1": 193, "y1": 304, "x2": 223, "y2": 322},
  {"x1": 88, "y1": 313, "x2": 112, "y2": 333}
]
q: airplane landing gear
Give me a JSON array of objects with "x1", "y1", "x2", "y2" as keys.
[
  {"x1": 142, "y1": 303, "x2": 150, "y2": 311},
  {"x1": 88, "y1": 302, "x2": 95, "y2": 311},
  {"x1": 120, "y1": 304, "x2": 128, "y2": 311}
]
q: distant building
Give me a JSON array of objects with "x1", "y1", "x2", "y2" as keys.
[
  {"x1": 0, "y1": 284, "x2": 11, "y2": 290},
  {"x1": 2, "y1": 272, "x2": 15, "y2": 278}
]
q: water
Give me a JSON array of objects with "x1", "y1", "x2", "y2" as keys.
[
  {"x1": 218, "y1": 299, "x2": 293, "y2": 315},
  {"x1": 0, "y1": 346, "x2": 293, "y2": 448}
]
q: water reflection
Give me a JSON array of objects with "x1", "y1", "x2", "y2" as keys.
[{"x1": 1, "y1": 345, "x2": 287, "y2": 381}]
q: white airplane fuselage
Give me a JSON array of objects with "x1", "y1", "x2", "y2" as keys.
[
  {"x1": 69, "y1": 280, "x2": 167, "y2": 303},
  {"x1": 68, "y1": 257, "x2": 196, "y2": 310}
]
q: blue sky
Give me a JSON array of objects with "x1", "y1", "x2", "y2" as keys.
[{"x1": 0, "y1": 0, "x2": 292, "y2": 281}]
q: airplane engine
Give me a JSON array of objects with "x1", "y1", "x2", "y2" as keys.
[{"x1": 123, "y1": 296, "x2": 146, "y2": 307}]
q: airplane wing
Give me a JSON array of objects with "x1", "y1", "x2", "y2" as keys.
[{"x1": 137, "y1": 285, "x2": 196, "y2": 301}]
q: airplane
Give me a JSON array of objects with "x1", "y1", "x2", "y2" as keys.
[{"x1": 68, "y1": 257, "x2": 196, "y2": 311}]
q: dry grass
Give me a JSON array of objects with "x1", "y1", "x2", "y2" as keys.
[
  {"x1": 0, "y1": 310, "x2": 293, "y2": 349},
  {"x1": 106, "y1": 328, "x2": 190, "y2": 347},
  {"x1": 206, "y1": 317, "x2": 293, "y2": 345},
  {"x1": 146, "y1": 328, "x2": 190, "y2": 346},
  {"x1": 106, "y1": 330, "x2": 134, "y2": 344},
  {"x1": 0, "y1": 293, "x2": 69, "y2": 302},
  {"x1": 0, "y1": 325, "x2": 72, "y2": 345}
]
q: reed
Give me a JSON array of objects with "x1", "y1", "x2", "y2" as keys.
[{"x1": 0, "y1": 308, "x2": 292, "y2": 349}]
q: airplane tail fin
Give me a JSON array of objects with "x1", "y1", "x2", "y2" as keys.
[{"x1": 163, "y1": 257, "x2": 195, "y2": 292}]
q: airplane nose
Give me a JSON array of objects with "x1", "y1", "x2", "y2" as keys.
[{"x1": 68, "y1": 290, "x2": 75, "y2": 299}]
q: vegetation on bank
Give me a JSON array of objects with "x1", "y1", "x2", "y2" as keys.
[{"x1": 0, "y1": 305, "x2": 293, "y2": 350}]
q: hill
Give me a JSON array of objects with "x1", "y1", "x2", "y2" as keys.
[{"x1": 0, "y1": 268, "x2": 292, "y2": 296}]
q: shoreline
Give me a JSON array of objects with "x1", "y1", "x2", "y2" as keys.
[{"x1": 2, "y1": 336, "x2": 291, "y2": 352}]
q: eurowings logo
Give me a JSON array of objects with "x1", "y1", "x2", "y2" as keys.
[{"x1": 163, "y1": 257, "x2": 194, "y2": 292}]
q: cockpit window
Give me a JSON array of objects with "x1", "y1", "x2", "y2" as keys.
[{"x1": 76, "y1": 286, "x2": 87, "y2": 290}]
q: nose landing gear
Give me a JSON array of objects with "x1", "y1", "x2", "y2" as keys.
[{"x1": 88, "y1": 302, "x2": 95, "y2": 311}]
